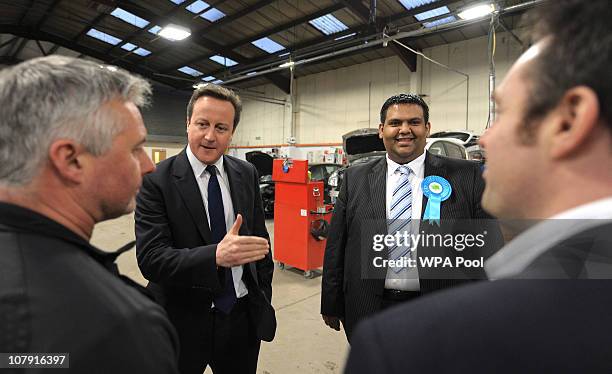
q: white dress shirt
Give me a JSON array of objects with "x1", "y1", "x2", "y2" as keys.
[
  {"x1": 486, "y1": 197, "x2": 612, "y2": 279},
  {"x1": 186, "y1": 146, "x2": 248, "y2": 299},
  {"x1": 384, "y1": 152, "x2": 426, "y2": 291}
]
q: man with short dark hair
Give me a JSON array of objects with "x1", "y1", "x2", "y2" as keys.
[
  {"x1": 345, "y1": 1, "x2": 612, "y2": 372},
  {"x1": 135, "y1": 84, "x2": 275, "y2": 374},
  {"x1": 0, "y1": 56, "x2": 179, "y2": 373},
  {"x1": 321, "y1": 93, "x2": 496, "y2": 340}
]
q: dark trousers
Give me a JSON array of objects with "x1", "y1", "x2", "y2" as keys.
[{"x1": 178, "y1": 297, "x2": 261, "y2": 374}]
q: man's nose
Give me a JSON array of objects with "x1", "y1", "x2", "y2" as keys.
[
  {"x1": 399, "y1": 122, "x2": 412, "y2": 132},
  {"x1": 204, "y1": 126, "x2": 216, "y2": 141}
]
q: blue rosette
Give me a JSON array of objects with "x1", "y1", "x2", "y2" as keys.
[{"x1": 421, "y1": 176, "x2": 452, "y2": 226}]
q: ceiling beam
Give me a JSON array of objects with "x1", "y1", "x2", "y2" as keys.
[
  {"x1": 106, "y1": 0, "x2": 290, "y2": 92},
  {"x1": 226, "y1": 3, "x2": 345, "y2": 51},
  {"x1": 161, "y1": 3, "x2": 345, "y2": 79},
  {"x1": 11, "y1": 38, "x2": 29, "y2": 60},
  {"x1": 48, "y1": 12, "x2": 107, "y2": 55},
  {"x1": 0, "y1": 36, "x2": 19, "y2": 50},
  {"x1": 388, "y1": 38, "x2": 417, "y2": 71},
  {"x1": 0, "y1": 56, "x2": 23, "y2": 66},
  {"x1": 386, "y1": 0, "x2": 458, "y2": 25},
  {"x1": 199, "y1": 0, "x2": 459, "y2": 80},
  {"x1": 111, "y1": 1, "x2": 242, "y2": 60},
  {"x1": 148, "y1": 0, "x2": 276, "y2": 61},
  {"x1": 105, "y1": 0, "x2": 189, "y2": 63},
  {"x1": 199, "y1": 0, "x2": 276, "y2": 34},
  {"x1": 11, "y1": 0, "x2": 62, "y2": 59},
  {"x1": 0, "y1": 25, "x2": 183, "y2": 89}
]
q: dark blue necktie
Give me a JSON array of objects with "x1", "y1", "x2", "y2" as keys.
[{"x1": 206, "y1": 165, "x2": 237, "y2": 314}]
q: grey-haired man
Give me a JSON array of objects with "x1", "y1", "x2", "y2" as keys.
[{"x1": 0, "y1": 56, "x2": 179, "y2": 373}]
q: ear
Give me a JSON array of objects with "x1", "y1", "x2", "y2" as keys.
[
  {"x1": 378, "y1": 123, "x2": 384, "y2": 139},
  {"x1": 186, "y1": 118, "x2": 190, "y2": 133},
  {"x1": 425, "y1": 122, "x2": 431, "y2": 137},
  {"x1": 48, "y1": 139, "x2": 87, "y2": 183},
  {"x1": 549, "y1": 86, "x2": 600, "y2": 159}
]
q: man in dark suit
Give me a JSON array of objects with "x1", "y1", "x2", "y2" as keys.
[
  {"x1": 345, "y1": 1, "x2": 612, "y2": 372},
  {"x1": 0, "y1": 56, "x2": 179, "y2": 373},
  {"x1": 321, "y1": 94, "x2": 498, "y2": 340},
  {"x1": 135, "y1": 84, "x2": 275, "y2": 374}
]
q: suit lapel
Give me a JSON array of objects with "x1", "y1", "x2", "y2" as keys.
[
  {"x1": 172, "y1": 149, "x2": 213, "y2": 244},
  {"x1": 223, "y1": 155, "x2": 246, "y2": 234},
  {"x1": 224, "y1": 156, "x2": 259, "y2": 281},
  {"x1": 368, "y1": 157, "x2": 388, "y2": 222},
  {"x1": 422, "y1": 151, "x2": 447, "y2": 218},
  {"x1": 369, "y1": 157, "x2": 388, "y2": 266}
]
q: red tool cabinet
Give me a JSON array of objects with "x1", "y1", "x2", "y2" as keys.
[{"x1": 272, "y1": 159, "x2": 332, "y2": 278}]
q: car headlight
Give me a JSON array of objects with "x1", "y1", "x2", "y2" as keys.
[{"x1": 328, "y1": 171, "x2": 338, "y2": 187}]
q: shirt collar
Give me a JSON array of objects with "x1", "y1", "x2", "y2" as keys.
[
  {"x1": 186, "y1": 145, "x2": 225, "y2": 178},
  {"x1": 0, "y1": 202, "x2": 131, "y2": 269},
  {"x1": 386, "y1": 151, "x2": 426, "y2": 178},
  {"x1": 485, "y1": 196, "x2": 612, "y2": 279}
]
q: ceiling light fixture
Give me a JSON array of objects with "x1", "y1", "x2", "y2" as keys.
[
  {"x1": 158, "y1": 24, "x2": 191, "y2": 41},
  {"x1": 279, "y1": 61, "x2": 294, "y2": 68},
  {"x1": 458, "y1": 3, "x2": 495, "y2": 20}
]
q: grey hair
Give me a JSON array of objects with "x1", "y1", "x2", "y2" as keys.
[{"x1": 0, "y1": 55, "x2": 152, "y2": 186}]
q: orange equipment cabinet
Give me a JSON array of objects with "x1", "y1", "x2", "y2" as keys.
[{"x1": 272, "y1": 159, "x2": 333, "y2": 278}]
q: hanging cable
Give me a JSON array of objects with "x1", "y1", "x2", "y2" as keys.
[{"x1": 390, "y1": 38, "x2": 470, "y2": 130}]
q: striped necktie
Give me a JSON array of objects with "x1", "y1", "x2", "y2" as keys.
[{"x1": 388, "y1": 165, "x2": 413, "y2": 273}]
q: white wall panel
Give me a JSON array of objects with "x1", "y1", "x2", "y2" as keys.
[{"x1": 234, "y1": 29, "x2": 525, "y2": 148}]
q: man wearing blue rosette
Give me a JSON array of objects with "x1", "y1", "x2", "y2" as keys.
[
  {"x1": 321, "y1": 93, "x2": 500, "y2": 340},
  {"x1": 344, "y1": 1, "x2": 612, "y2": 372}
]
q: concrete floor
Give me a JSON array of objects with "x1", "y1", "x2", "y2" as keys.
[{"x1": 91, "y1": 214, "x2": 349, "y2": 374}]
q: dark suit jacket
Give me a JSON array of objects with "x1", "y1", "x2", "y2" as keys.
[
  {"x1": 321, "y1": 152, "x2": 499, "y2": 337},
  {"x1": 0, "y1": 202, "x2": 179, "y2": 374},
  {"x1": 135, "y1": 150, "x2": 276, "y2": 344},
  {"x1": 345, "y1": 222, "x2": 612, "y2": 374}
]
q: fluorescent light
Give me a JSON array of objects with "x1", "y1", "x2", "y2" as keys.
[
  {"x1": 279, "y1": 61, "x2": 294, "y2": 68},
  {"x1": 159, "y1": 24, "x2": 191, "y2": 41},
  {"x1": 458, "y1": 4, "x2": 495, "y2": 20},
  {"x1": 246, "y1": 71, "x2": 257, "y2": 76},
  {"x1": 202, "y1": 75, "x2": 216, "y2": 81},
  {"x1": 278, "y1": 52, "x2": 290, "y2": 57},
  {"x1": 212, "y1": 79, "x2": 223, "y2": 84}
]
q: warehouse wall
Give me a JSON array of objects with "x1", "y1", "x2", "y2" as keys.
[
  {"x1": 421, "y1": 30, "x2": 524, "y2": 133},
  {"x1": 232, "y1": 29, "x2": 525, "y2": 148}
]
